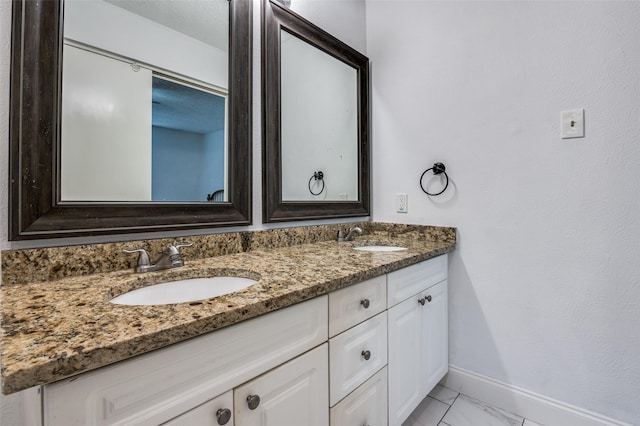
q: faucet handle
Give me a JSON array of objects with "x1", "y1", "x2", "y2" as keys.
[
  {"x1": 123, "y1": 249, "x2": 151, "y2": 267},
  {"x1": 174, "y1": 242, "x2": 193, "y2": 251},
  {"x1": 163, "y1": 242, "x2": 192, "y2": 268}
]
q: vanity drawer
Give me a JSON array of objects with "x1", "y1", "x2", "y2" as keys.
[
  {"x1": 162, "y1": 390, "x2": 232, "y2": 426},
  {"x1": 330, "y1": 367, "x2": 387, "y2": 426},
  {"x1": 329, "y1": 275, "x2": 386, "y2": 337},
  {"x1": 329, "y1": 311, "x2": 387, "y2": 406},
  {"x1": 387, "y1": 255, "x2": 447, "y2": 307}
]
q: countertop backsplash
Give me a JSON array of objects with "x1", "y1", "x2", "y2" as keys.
[{"x1": 1, "y1": 222, "x2": 455, "y2": 286}]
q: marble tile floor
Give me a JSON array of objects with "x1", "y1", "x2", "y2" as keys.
[{"x1": 402, "y1": 384, "x2": 544, "y2": 426}]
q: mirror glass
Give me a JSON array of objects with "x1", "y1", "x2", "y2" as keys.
[
  {"x1": 61, "y1": 0, "x2": 229, "y2": 202},
  {"x1": 280, "y1": 29, "x2": 359, "y2": 201}
]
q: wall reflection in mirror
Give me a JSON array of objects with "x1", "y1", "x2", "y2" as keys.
[
  {"x1": 61, "y1": 0, "x2": 229, "y2": 202},
  {"x1": 280, "y1": 30, "x2": 359, "y2": 202}
]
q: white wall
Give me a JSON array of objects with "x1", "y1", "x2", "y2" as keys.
[
  {"x1": 367, "y1": 1, "x2": 640, "y2": 423},
  {"x1": 287, "y1": 0, "x2": 367, "y2": 55},
  {"x1": 0, "y1": 1, "x2": 366, "y2": 423}
]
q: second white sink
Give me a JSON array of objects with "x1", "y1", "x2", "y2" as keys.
[{"x1": 111, "y1": 277, "x2": 258, "y2": 306}]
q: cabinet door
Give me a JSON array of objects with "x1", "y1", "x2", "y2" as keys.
[
  {"x1": 387, "y1": 296, "x2": 423, "y2": 426},
  {"x1": 330, "y1": 367, "x2": 387, "y2": 426},
  {"x1": 234, "y1": 344, "x2": 328, "y2": 426},
  {"x1": 422, "y1": 280, "x2": 448, "y2": 393},
  {"x1": 162, "y1": 391, "x2": 233, "y2": 426}
]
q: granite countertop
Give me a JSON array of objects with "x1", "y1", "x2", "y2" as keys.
[{"x1": 1, "y1": 225, "x2": 455, "y2": 395}]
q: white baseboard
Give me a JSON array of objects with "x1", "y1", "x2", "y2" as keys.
[{"x1": 440, "y1": 366, "x2": 631, "y2": 426}]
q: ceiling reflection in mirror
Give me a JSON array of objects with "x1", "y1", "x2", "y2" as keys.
[
  {"x1": 61, "y1": 0, "x2": 229, "y2": 202},
  {"x1": 280, "y1": 30, "x2": 359, "y2": 202}
]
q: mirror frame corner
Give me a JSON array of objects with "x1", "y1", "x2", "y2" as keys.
[
  {"x1": 9, "y1": 0, "x2": 253, "y2": 240},
  {"x1": 261, "y1": 0, "x2": 371, "y2": 223}
]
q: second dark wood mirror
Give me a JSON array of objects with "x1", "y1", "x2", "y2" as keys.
[{"x1": 262, "y1": 0, "x2": 370, "y2": 223}]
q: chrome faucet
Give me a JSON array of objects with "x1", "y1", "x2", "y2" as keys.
[
  {"x1": 124, "y1": 242, "x2": 193, "y2": 273},
  {"x1": 337, "y1": 226, "x2": 363, "y2": 242}
]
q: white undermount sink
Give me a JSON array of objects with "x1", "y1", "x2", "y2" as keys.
[
  {"x1": 353, "y1": 245, "x2": 407, "y2": 252},
  {"x1": 110, "y1": 276, "x2": 258, "y2": 306}
]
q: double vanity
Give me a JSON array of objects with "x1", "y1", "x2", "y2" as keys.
[{"x1": 0, "y1": 223, "x2": 455, "y2": 426}]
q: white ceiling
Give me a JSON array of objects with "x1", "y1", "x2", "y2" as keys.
[{"x1": 103, "y1": 0, "x2": 229, "y2": 51}]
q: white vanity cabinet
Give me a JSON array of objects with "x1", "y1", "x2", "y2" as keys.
[
  {"x1": 38, "y1": 254, "x2": 449, "y2": 426},
  {"x1": 43, "y1": 297, "x2": 328, "y2": 426},
  {"x1": 387, "y1": 256, "x2": 449, "y2": 426}
]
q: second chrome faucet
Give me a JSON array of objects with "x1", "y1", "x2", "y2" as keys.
[
  {"x1": 337, "y1": 226, "x2": 363, "y2": 242},
  {"x1": 124, "y1": 242, "x2": 193, "y2": 273}
]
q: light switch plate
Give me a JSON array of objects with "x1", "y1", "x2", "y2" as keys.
[{"x1": 561, "y1": 109, "x2": 585, "y2": 139}]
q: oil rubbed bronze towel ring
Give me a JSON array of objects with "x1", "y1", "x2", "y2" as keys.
[
  {"x1": 308, "y1": 171, "x2": 325, "y2": 196},
  {"x1": 419, "y1": 162, "x2": 449, "y2": 196}
]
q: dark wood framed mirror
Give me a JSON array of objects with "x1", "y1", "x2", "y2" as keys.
[
  {"x1": 262, "y1": 0, "x2": 370, "y2": 223},
  {"x1": 9, "y1": 0, "x2": 252, "y2": 240}
]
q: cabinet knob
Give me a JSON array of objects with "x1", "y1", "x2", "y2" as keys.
[
  {"x1": 216, "y1": 408, "x2": 232, "y2": 425},
  {"x1": 418, "y1": 295, "x2": 432, "y2": 305},
  {"x1": 361, "y1": 350, "x2": 371, "y2": 361},
  {"x1": 360, "y1": 299, "x2": 370, "y2": 309},
  {"x1": 247, "y1": 394, "x2": 261, "y2": 410}
]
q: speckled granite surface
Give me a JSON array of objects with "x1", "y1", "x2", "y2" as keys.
[
  {"x1": 1, "y1": 223, "x2": 376, "y2": 286},
  {"x1": 0, "y1": 223, "x2": 455, "y2": 394}
]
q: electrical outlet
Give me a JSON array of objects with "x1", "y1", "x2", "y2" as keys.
[{"x1": 396, "y1": 193, "x2": 408, "y2": 213}]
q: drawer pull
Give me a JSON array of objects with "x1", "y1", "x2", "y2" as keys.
[
  {"x1": 216, "y1": 408, "x2": 232, "y2": 425},
  {"x1": 361, "y1": 350, "x2": 371, "y2": 361},
  {"x1": 360, "y1": 299, "x2": 370, "y2": 309},
  {"x1": 426, "y1": 295, "x2": 432, "y2": 303},
  {"x1": 247, "y1": 394, "x2": 261, "y2": 410}
]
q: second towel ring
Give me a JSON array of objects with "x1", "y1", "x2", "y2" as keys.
[
  {"x1": 419, "y1": 162, "x2": 449, "y2": 196},
  {"x1": 308, "y1": 171, "x2": 325, "y2": 196}
]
